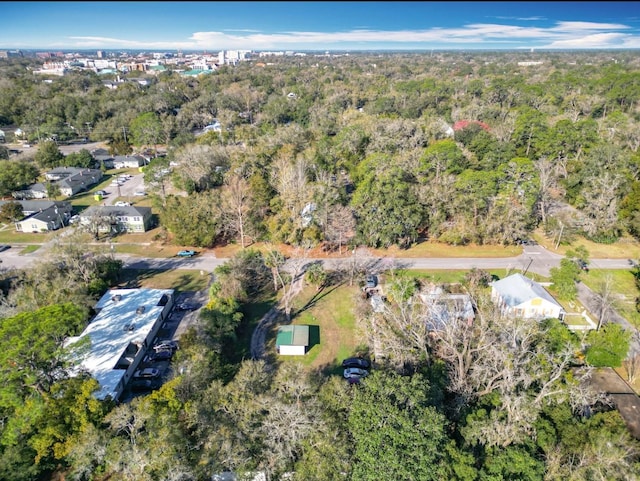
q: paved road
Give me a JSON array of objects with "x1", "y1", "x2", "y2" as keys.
[{"x1": 0, "y1": 241, "x2": 634, "y2": 276}]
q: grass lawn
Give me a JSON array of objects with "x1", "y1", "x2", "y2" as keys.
[
  {"x1": 393, "y1": 268, "x2": 550, "y2": 284},
  {"x1": 581, "y1": 269, "x2": 640, "y2": 329},
  {"x1": 211, "y1": 240, "x2": 523, "y2": 263},
  {"x1": 532, "y1": 228, "x2": 640, "y2": 259},
  {"x1": 232, "y1": 294, "x2": 278, "y2": 363},
  {"x1": 113, "y1": 268, "x2": 211, "y2": 292},
  {"x1": 377, "y1": 241, "x2": 522, "y2": 258},
  {"x1": 19, "y1": 245, "x2": 41, "y2": 254},
  {"x1": 0, "y1": 228, "x2": 52, "y2": 244},
  {"x1": 266, "y1": 283, "x2": 363, "y2": 374}
]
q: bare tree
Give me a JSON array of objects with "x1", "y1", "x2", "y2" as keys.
[
  {"x1": 534, "y1": 156, "x2": 558, "y2": 225},
  {"x1": 623, "y1": 352, "x2": 640, "y2": 384},
  {"x1": 270, "y1": 150, "x2": 312, "y2": 230},
  {"x1": 173, "y1": 144, "x2": 229, "y2": 192},
  {"x1": 592, "y1": 273, "x2": 617, "y2": 331},
  {"x1": 264, "y1": 243, "x2": 310, "y2": 321},
  {"x1": 581, "y1": 172, "x2": 622, "y2": 239},
  {"x1": 373, "y1": 275, "x2": 433, "y2": 369},
  {"x1": 325, "y1": 204, "x2": 356, "y2": 254},
  {"x1": 221, "y1": 173, "x2": 253, "y2": 248}
]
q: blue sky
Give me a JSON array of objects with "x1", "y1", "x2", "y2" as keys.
[{"x1": 2, "y1": 1, "x2": 640, "y2": 51}]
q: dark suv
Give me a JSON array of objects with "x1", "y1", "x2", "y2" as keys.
[{"x1": 342, "y1": 357, "x2": 371, "y2": 370}]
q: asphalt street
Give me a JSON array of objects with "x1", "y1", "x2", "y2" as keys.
[{"x1": 0, "y1": 241, "x2": 634, "y2": 275}]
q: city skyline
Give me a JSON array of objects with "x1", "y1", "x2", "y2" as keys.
[{"x1": 2, "y1": 1, "x2": 640, "y2": 51}]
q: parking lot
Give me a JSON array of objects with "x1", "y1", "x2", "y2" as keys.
[
  {"x1": 122, "y1": 290, "x2": 204, "y2": 401},
  {"x1": 102, "y1": 172, "x2": 147, "y2": 205}
]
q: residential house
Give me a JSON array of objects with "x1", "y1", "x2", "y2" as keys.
[
  {"x1": 113, "y1": 155, "x2": 147, "y2": 169},
  {"x1": 0, "y1": 200, "x2": 73, "y2": 232},
  {"x1": 91, "y1": 148, "x2": 115, "y2": 168},
  {"x1": 491, "y1": 273, "x2": 564, "y2": 320},
  {"x1": 79, "y1": 205, "x2": 153, "y2": 233},
  {"x1": 64, "y1": 288, "x2": 175, "y2": 401},
  {"x1": 420, "y1": 286, "x2": 475, "y2": 330},
  {"x1": 14, "y1": 167, "x2": 102, "y2": 199},
  {"x1": 48, "y1": 167, "x2": 103, "y2": 197},
  {"x1": 12, "y1": 182, "x2": 47, "y2": 199}
]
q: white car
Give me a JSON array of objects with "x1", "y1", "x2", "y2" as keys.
[
  {"x1": 154, "y1": 340, "x2": 179, "y2": 351},
  {"x1": 343, "y1": 368, "x2": 369, "y2": 379},
  {"x1": 114, "y1": 201, "x2": 130, "y2": 207},
  {"x1": 133, "y1": 191, "x2": 147, "y2": 196}
]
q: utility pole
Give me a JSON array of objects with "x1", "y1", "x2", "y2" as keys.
[
  {"x1": 122, "y1": 126, "x2": 127, "y2": 143},
  {"x1": 523, "y1": 257, "x2": 534, "y2": 276}
]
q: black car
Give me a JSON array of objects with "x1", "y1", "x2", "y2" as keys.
[
  {"x1": 342, "y1": 357, "x2": 371, "y2": 370},
  {"x1": 0, "y1": 245, "x2": 10, "y2": 253},
  {"x1": 176, "y1": 302, "x2": 197, "y2": 311},
  {"x1": 145, "y1": 349, "x2": 173, "y2": 363},
  {"x1": 130, "y1": 378, "x2": 162, "y2": 392}
]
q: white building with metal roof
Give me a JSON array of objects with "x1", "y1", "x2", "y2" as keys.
[
  {"x1": 65, "y1": 288, "x2": 175, "y2": 401},
  {"x1": 491, "y1": 273, "x2": 564, "y2": 320}
]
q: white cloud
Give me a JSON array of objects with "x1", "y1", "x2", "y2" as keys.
[{"x1": 65, "y1": 20, "x2": 640, "y2": 50}]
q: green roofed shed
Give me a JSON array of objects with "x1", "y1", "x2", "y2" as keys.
[{"x1": 276, "y1": 325, "x2": 310, "y2": 356}]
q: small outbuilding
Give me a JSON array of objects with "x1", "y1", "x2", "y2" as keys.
[{"x1": 276, "y1": 325, "x2": 310, "y2": 356}]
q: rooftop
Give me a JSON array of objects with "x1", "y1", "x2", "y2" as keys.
[
  {"x1": 65, "y1": 288, "x2": 173, "y2": 400},
  {"x1": 491, "y1": 273, "x2": 561, "y2": 308},
  {"x1": 276, "y1": 325, "x2": 310, "y2": 347}
]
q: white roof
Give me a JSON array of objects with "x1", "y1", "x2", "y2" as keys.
[
  {"x1": 491, "y1": 273, "x2": 561, "y2": 308},
  {"x1": 65, "y1": 288, "x2": 174, "y2": 400}
]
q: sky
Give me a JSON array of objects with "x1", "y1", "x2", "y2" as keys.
[{"x1": 3, "y1": 1, "x2": 640, "y2": 51}]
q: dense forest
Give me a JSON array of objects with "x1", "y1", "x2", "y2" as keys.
[
  {"x1": 1, "y1": 51, "x2": 640, "y2": 480},
  {"x1": 2, "y1": 51, "x2": 640, "y2": 249}
]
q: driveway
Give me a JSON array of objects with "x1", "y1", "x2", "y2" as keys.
[{"x1": 577, "y1": 282, "x2": 640, "y2": 357}]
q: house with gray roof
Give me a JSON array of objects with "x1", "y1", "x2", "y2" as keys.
[
  {"x1": 420, "y1": 286, "x2": 475, "y2": 330},
  {"x1": 491, "y1": 273, "x2": 564, "y2": 320},
  {"x1": 0, "y1": 199, "x2": 73, "y2": 232},
  {"x1": 79, "y1": 205, "x2": 153, "y2": 233},
  {"x1": 13, "y1": 167, "x2": 102, "y2": 199},
  {"x1": 113, "y1": 155, "x2": 147, "y2": 169}
]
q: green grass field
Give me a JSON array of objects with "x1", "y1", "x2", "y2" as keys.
[
  {"x1": 264, "y1": 283, "x2": 363, "y2": 373},
  {"x1": 581, "y1": 269, "x2": 640, "y2": 329},
  {"x1": 114, "y1": 268, "x2": 211, "y2": 292}
]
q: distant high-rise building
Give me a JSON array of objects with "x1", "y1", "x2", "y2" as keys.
[{"x1": 97, "y1": 50, "x2": 104, "y2": 58}]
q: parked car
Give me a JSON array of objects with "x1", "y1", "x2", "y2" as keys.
[
  {"x1": 577, "y1": 260, "x2": 589, "y2": 272},
  {"x1": 133, "y1": 367, "x2": 160, "y2": 379},
  {"x1": 0, "y1": 245, "x2": 11, "y2": 253},
  {"x1": 95, "y1": 190, "x2": 107, "y2": 196},
  {"x1": 114, "y1": 201, "x2": 131, "y2": 207},
  {"x1": 176, "y1": 302, "x2": 197, "y2": 311},
  {"x1": 154, "y1": 340, "x2": 179, "y2": 351},
  {"x1": 177, "y1": 250, "x2": 197, "y2": 257},
  {"x1": 365, "y1": 275, "x2": 377, "y2": 289},
  {"x1": 144, "y1": 350, "x2": 173, "y2": 363},
  {"x1": 133, "y1": 191, "x2": 147, "y2": 196},
  {"x1": 342, "y1": 357, "x2": 371, "y2": 370},
  {"x1": 130, "y1": 378, "x2": 162, "y2": 392},
  {"x1": 344, "y1": 368, "x2": 369, "y2": 379}
]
